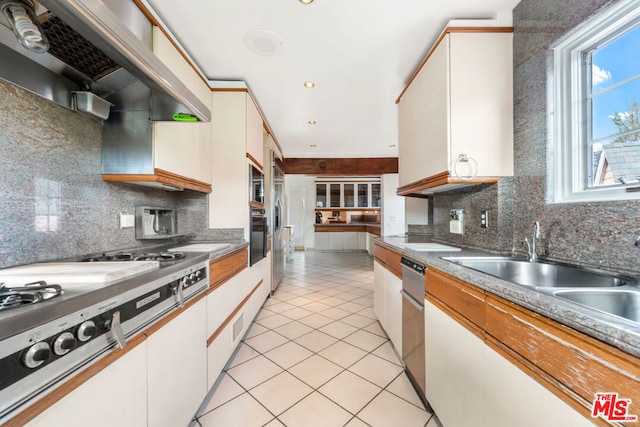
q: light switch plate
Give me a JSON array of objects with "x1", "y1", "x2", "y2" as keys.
[{"x1": 119, "y1": 213, "x2": 135, "y2": 229}]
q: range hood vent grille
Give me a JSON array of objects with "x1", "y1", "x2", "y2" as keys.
[{"x1": 39, "y1": 13, "x2": 119, "y2": 81}]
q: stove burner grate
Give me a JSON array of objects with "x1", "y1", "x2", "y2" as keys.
[
  {"x1": 0, "y1": 281, "x2": 63, "y2": 311},
  {"x1": 80, "y1": 251, "x2": 185, "y2": 262}
]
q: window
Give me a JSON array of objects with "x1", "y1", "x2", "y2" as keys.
[{"x1": 552, "y1": 0, "x2": 640, "y2": 202}]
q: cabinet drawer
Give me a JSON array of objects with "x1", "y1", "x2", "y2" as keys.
[
  {"x1": 373, "y1": 243, "x2": 402, "y2": 278},
  {"x1": 208, "y1": 248, "x2": 248, "y2": 291},
  {"x1": 425, "y1": 268, "x2": 485, "y2": 330},
  {"x1": 485, "y1": 295, "x2": 640, "y2": 417}
]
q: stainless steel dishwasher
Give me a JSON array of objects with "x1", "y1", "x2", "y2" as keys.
[{"x1": 401, "y1": 256, "x2": 426, "y2": 400}]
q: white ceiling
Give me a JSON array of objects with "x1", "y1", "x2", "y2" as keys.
[{"x1": 143, "y1": 0, "x2": 520, "y2": 159}]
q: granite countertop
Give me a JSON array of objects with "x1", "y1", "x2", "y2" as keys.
[{"x1": 375, "y1": 235, "x2": 640, "y2": 358}]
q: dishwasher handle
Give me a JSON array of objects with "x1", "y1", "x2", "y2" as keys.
[{"x1": 400, "y1": 289, "x2": 424, "y2": 311}]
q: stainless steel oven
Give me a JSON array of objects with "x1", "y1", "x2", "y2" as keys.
[{"x1": 250, "y1": 207, "x2": 267, "y2": 266}]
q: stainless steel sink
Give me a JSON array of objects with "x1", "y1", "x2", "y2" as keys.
[
  {"x1": 442, "y1": 257, "x2": 634, "y2": 288},
  {"x1": 551, "y1": 289, "x2": 640, "y2": 323}
]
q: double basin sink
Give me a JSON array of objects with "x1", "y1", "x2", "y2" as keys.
[{"x1": 442, "y1": 256, "x2": 640, "y2": 323}]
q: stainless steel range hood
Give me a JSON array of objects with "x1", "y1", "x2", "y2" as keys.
[{"x1": 0, "y1": 0, "x2": 210, "y2": 122}]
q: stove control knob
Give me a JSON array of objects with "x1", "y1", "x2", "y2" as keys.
[
  {"x1": 53, "y1": 332, "x2": 76, "y2": 356},
  {"x1": 23, "y1": 342, "x2": 51, "y2": 369},
  {"x1": 77, "y1": 320, "x2": 97, "y2": 342},
  {"x1": 194, "y1": 270, "x2": 203, "y2": 281},
  {"x1": 189, "y1": 273, "x2": 198, "y2": 283}
]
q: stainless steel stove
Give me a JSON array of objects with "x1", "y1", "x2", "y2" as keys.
[{"x1": 0, "y1": 250, "x2": 209, "y2": 423}]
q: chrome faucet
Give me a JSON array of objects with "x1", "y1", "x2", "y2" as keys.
[{"x1": 524, "y1": 221, "x2": 541, "y2": 262}]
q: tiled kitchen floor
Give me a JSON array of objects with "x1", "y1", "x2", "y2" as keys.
[{"x1": 194, "y1": 251, "x2": 442, "y2": 427}]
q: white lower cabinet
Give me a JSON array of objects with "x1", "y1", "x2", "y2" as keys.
[
  {"x1": 343, "y1": 232, "x2": 358, "y2": 250},
  {"x1": 383, "y1": 272, "x2": 402, "y2": 352},
  {"x1": 373, "y1": 260, "x2": 402, "y2": 352},
  {"x1": 328, "y1": 233, "x2": 345, "y2": 251},
  {"x1": 315, "y1": 232, "x2": 329, "y2": 251},
  {"x1": 483, "y1": 342, "x2": 593, "y2": 427},
  {"x1": 425, "y1": 300, "x2": 485, "y2": 427},
  {"x1": 425, "y1": 300, "x2": 593, "y2": 427},
  {"x1": 25, "y1": 342, "x2": 148, "y2": 427},
  {"x1": 373, "y1": 261, "x2": 385, "y2": 322},
  {"x1": 206, "y1": 263, "x2": 270, "y2": 388},
  {"x1": 147, "y1": 298, "x2": 207, "y2": 427},
  {"x1": 357, "y1": 232, "x2": 367, "y2": 250}
]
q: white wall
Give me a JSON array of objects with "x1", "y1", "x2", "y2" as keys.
[
  {"x1": 381, "y1": 174, "x2": 405, "y2": 236},
  {"x1": 284, "y1": 175, "x2": 316, "y2": 250}
]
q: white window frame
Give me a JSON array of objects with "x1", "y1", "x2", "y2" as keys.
[{"x1": 550, "y1": 0, "x2": 640, "y2": 203}]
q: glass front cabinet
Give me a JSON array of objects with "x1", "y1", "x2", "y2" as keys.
[{"x1": 315, "y1": 181, "x2": 381, "y2": 208}]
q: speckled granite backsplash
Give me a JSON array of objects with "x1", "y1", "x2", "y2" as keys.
[
  {"x1": 0, "y1": 80, "x2": 219, "y2": 268},
  {"x1": 432, "y1": 0, "x2": 640, "y2": 274}
]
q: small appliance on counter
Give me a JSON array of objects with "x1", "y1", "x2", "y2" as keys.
[
  {"x1": 135, "y1": 206, "x2": 180, "y2": 239},
  {"x1": 315, "y1": 211, "x2": 323, "y2": 224}
]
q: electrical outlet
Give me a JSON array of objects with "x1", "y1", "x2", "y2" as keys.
[
  {"x1": 480, "y1": 210, "x2": 489, "y2": 228},
  {"x1": 449, "y1": 209, "x2": 464, "y2": 235}
]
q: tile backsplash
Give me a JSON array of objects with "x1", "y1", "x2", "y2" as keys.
[{"x1": 0, "y1": 80, "x2": 223, "y2": 269}]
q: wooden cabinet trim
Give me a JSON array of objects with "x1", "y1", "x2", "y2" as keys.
[
  {"x1": 4, "y1": 333, "x2": 147, "y2": 427},
  {"x1": 426, "y1": 268, "x2": 486, "y2": 330},
  {"x1": 485, "y1": 295, "x2": 640, "y2": 425},
  {"x1": 207, "y1": 280, "x2": 263, "y2": 346},
  {"x1": 246, "y1": 153, "x2": 264, "y2": 171},
  {"x1": 207, "y1": 248, "x2": 248, "y2": 293},
  {"x1": 396, "y1": 171, "x2": 498, "y2": 197},
  {"x1": 373, "y1": 243, "x2": 402, "y2": 279},
  {"x1": 102, "y1": 168, "x2": 212, "y2": 194}
]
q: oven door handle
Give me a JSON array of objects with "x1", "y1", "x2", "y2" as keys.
[{"x1": 400, "y1": 289, "x2": 424, "y2": 311}]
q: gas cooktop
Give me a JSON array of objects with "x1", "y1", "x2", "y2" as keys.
[
  {"x1": 0, "y1": 281, "x2": 62, "y2": 312},
  {"x1": 79, "y1": 250, "x2": 185, "y2": 262}
]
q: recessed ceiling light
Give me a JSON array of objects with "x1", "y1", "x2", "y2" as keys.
[
  {"x1": 310, "y1": 144, "x2": 317, "y2": 147},
  {"x1": 308, "y1": 120, "x2": 316, "y2": 125},
  {"x1": 389, "y1": 144, "x2": 396, "y2": 147},
  {"x1": 304, "y1": 81, "x2": 315, "y2": 88},
  {"x1": 299, "y1": 0, "x2": 314, "y2": 4}
]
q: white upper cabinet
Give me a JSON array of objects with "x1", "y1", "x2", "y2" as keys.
[
  {"x1": 397, "y1": 28, "x2": 513, "y2": 196},
  {"x1": 209, "y1": 91, "x2": 264, "y2": 234},
  {"x1": 152, "y1": 27, "x2": 213, "y2": 187}
]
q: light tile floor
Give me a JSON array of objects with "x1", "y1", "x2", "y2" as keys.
[{"x1": 195, "y1": 252, "x2": 442, "y2": 427}]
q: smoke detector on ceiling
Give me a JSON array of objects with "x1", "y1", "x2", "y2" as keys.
[{"x1": 243, "y1": 29, "x2": 284, "y2": 57}]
